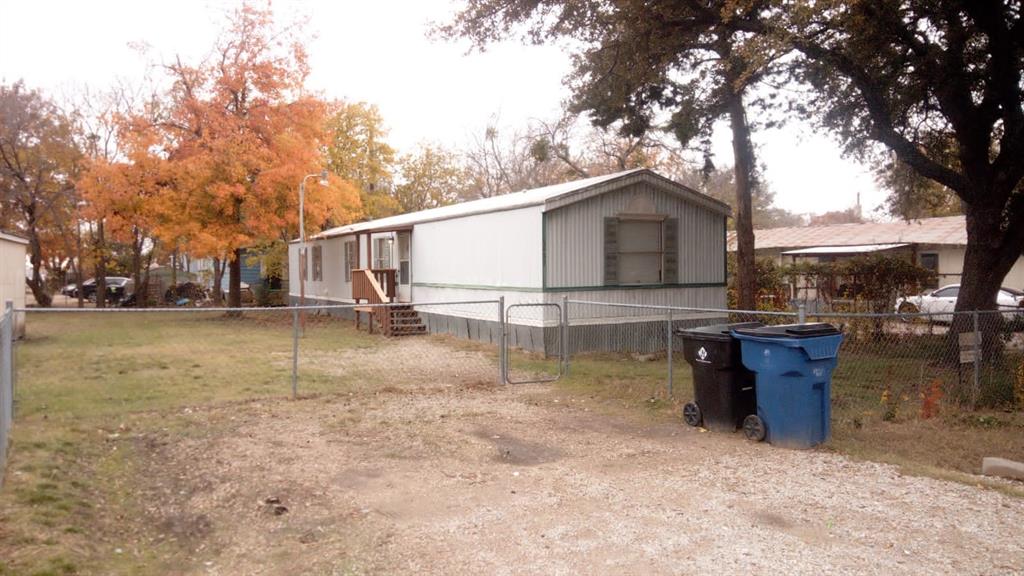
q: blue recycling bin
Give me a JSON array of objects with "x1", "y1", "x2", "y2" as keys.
[{"x1": 730, "y1": 323, "x2": 843, "y2": 449}]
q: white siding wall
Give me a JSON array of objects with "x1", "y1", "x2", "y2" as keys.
[
  {"x1": 288, "y1": 243, "x2": 300, "y2": 296},
  {"x1": 0, "y1": 238, "x2": 26, "y2": 335},
  {"x1": 938, "y1": 247, "x2": 1024, "y2": 289},
  {"x1": 918, "y1": 245, "x2": 962, "y2": 287},
  {"x1": 289, "y1": 236, "x2": 352, "y2": 303},
  {"x1": 408, "y1": 284, "x2": 539, "y2": 317},
  {"x1": 411, "y1": 206, "x2": 543, "y2": 291},
  {"x1": 1006, "y1": 257, "x2": 1024, "y2": 289}
]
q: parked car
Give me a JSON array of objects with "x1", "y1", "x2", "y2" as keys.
[
  {"x1": 69, "y1": 277, "x2": 135, "y2": 303},
  {"x1": 895, "y1": 284, "x2": 1024, "y2": 322},
  {"x1": 66, "y1": 278, "x2": 95, "y2": 299}
]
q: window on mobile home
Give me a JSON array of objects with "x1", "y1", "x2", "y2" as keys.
[
  {"x1": 374, "y1": 237, "x2": 392, "y2": 269},
  {"x1": 618, "y1": 219, "x2": 663, "y2": 284},
  {"x1": 312, "y1": 245, "x2": 323, "y2": 281},
  {"x1": 604, "y1": 216, "x2": 678, "y2": 286},
  {"x1": 344, "y1": 241, "x2": 355, "y2": 282}
]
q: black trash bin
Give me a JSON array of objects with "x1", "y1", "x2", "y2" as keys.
[{"x1": 676, "y1": 322, "x2": 762, "y2": 432}]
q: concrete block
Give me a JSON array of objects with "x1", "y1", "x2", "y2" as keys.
[{"x1": 982, "y1": 457, "x2": 1024, "y2": 481}]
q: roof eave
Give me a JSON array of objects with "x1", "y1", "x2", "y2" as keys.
[{"x1": 543, "y1": 170, "x2": 731, "y2": 216}]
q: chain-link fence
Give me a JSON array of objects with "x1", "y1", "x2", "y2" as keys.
[
  {"x1": 809, "y1": 308, "x2": 1024, "y2": 427},
  {"x1": 296, "y1": 300, "x2": 504, "y2": 393},
  {"x1": 0, "y1": 303, "x2": 13, "y2": 488},
  {"x1": 563, "y1": 300, "x2": 1024, "y2": 431},
  {"x1": 564, "y1": 299, "x2": 799, "y2": 402},
  {"x1": 4, "y1": 297, "x2": 1022, "y2": 485},
  {"x1": 503, "y1": 302, "x2": 564, "y2": 384},
  {"x1": 10, "y1": 299, "x2": 505, "y2": 406},
  {"x1": 0, "y1": 299, "x2": 506, "y2": 485}
]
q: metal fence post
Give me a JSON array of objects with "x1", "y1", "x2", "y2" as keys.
[
  {"x1": 291, "y1": 306, "x2": 299, "y2": 399},
  {"x1": 797, "y1": 301, "x2": 806, "y2": 324},
  {"x1": 972, "y1": 310, "x2": 981, "y2": 408},
  {"x1": 666, "y1": 309, "x2": 673, "y2": 398},
  {"x1": 2, "y1": 300, "x2": 13, "y2": 486},
  {"x1": 3, "y1": 301, "x2": 11, "y2": 424},
  {"x1": 561, "y1": 295, "x2": 569, "y2": 377},
  {"x1": 498, "y1": 296, "x2": 506, "y2": 384}
]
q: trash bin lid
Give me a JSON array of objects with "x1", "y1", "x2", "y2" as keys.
[
  {"x1": 732, "y1": 322, "x2": 840, "y2": 338},
  {"x1": 675, "y1": 321, "x2": 764, "y2": 341}
]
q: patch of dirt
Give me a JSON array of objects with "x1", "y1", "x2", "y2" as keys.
[
  {"x1": 298, "y1": 336, "x2": 501, "y2": 387},
  {"x1": 125, "y1": 382, "x2": 1024, "y2": 575},
  {"x1": 471, "y1": 427, "x2": 563, "y2": 466}
]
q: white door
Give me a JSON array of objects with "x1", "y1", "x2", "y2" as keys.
[{"x1": 397, "y1": 231, "x2": 411, "y2": 302}]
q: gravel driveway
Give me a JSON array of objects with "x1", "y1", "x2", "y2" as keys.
[{"x1": 137, "y1": 380, "x2": 1024, "y2": 575}]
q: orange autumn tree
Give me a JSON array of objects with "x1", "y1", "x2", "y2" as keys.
[
  {"x1": 156, "y1": 3, "x2": 360, "y2": 307},
  {"x1": 78, "y1": 122, "x2": 169, "y2": 304}
]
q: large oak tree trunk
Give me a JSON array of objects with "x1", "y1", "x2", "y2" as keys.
[
  {"x1": 23, "y1": 204, "x2": 52, "y2": 307},
  {"x1": 130, "y1": 228, "x2": 146, "y2": 307},
  {"x1": 74, "y1": 217, "x2": 85, "y2": 308},
  {"x1": 228, "y1": 248, "x2": 243, "y2": 308},
  {"x1": 212, "y1": 257, "x2": 224, "y2": 306},
  {"x1": 955, "y1": 206, "x2": 1023, "y2": 314},
  {"x1": 26, "y1": 236, "x2": 51, "y2": 307},
  {"x1": 95, "y1": 220, "x2": 108, "y2": 309},
  {"x1": 946, "y1": 203, "x2": 1019, "y2": 344},
  {"x1": 949, "y1": 201, "x2": 1024, "y2": 404},
  {"x1": 728, "y1": 89, "x2": 757, "y2": 311}
]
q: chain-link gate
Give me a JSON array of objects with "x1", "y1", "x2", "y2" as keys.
[{"x1": 504, "y1": 302, "x2": 564, "y2": 384}]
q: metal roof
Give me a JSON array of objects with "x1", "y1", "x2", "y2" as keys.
[
  {"x1": 309, "y1": 168, "x2": 729, "y2": 241},
  {"x1": 0, "y1": 231, "x2": 29, "y2": 245},
  {"x1": 727, "y1": 215, "x2": 967, "y2": 251},
  {"x1": 781, "y1": 243, "x2": 910, "y2": 256}
]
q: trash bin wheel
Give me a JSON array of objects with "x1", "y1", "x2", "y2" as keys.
[
  {"x1": 682, "y1": 402, "x2": 702, "y2": 427},
  {"x1": 742, "y1": 415, "x2": 766, "y2": 442}
]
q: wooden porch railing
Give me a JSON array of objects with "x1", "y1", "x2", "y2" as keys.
[
  {"x1": 352, "y1": 268, "x2": 396, "y2": 302},
  {"x1": 372, "y1": 268, "x2": 397, "y2": 302},
  {"x1": 352, "y1": 268, "x2": 396, "y2": 334}
]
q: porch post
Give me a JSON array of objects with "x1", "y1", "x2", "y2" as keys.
[{"x1": 365, "y1": 233, "x2": 372, "y2": 269}]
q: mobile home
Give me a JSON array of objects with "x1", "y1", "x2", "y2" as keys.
[
  {"x1": 289, "y1": 168, "x2": 730, "y2": 351},
  {"x1": 0, "y1": 232, "x2": 27, "y2": 337}
]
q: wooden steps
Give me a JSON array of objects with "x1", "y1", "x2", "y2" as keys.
[
  {"x1": 385, "y1": 305, "x2": 426, "y2": 336},
  {"x1": 355, "y1": 304, "x2": 426, "y2": 336}
]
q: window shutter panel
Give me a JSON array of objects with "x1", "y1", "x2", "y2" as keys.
[
  {"x1": 663, "y1": 218, "x2": 679, "y2": 284},
  {"x1": 604, "y1": 217, "x2": 618, "y2": 286}
]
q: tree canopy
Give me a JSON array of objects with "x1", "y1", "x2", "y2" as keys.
[
  {"x1": 774, "y1": 1, "x2": 1024, "y2": 313},
  {"x1": 152, "y1": 3, "x2": 360, "y2": 306},
  {"x1": 0, "y1": 81, "x2": 80, "y2": 306}
]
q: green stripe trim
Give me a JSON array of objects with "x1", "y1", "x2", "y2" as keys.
[
  {"x1": 545, "y1": 282, "x2": 727, "y2": 293},
  {"x1": 412, "y1": 281, "x2": 726, "y2": 293}
]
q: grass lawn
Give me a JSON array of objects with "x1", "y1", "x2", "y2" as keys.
[
  {"x1": 1, "y1": 312, "x2": 1022, "y2": 574},
  {"x1": 1, "y1": 311, "x2": 383, "y2": 575}
]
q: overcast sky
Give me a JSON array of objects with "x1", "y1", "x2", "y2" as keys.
[{"x1": 0, "y1": 0, "x2": 884, "y2": 218}]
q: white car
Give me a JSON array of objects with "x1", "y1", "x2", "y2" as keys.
[{"x1": 895, "y1": 284, "x2": 1024, "y2": 321}]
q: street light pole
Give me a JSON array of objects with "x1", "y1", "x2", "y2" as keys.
[{"x1": 298, "y1": 170, "x2": 329, "y2": 334}]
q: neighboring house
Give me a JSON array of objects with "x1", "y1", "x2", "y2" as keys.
[
  {"x1": 187, "y1": 249, "x2": 275, "y2": 298},
  {"x1": 289, "y1": 168, "x2": 731, "y2": 351},
  {"x1": 728, "y1": 215, "x2": 1024, "y2": 302},
  {"x1": 0, "y1": 231, "x2": 27, "y2": 337}
]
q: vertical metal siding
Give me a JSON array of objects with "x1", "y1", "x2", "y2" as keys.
[
  {"x1": 545, "y1": 285, "x2": 726, "y2": 311},
  {"x1": 544, "y1": 181, "x2": 726, "y2": 288}
]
